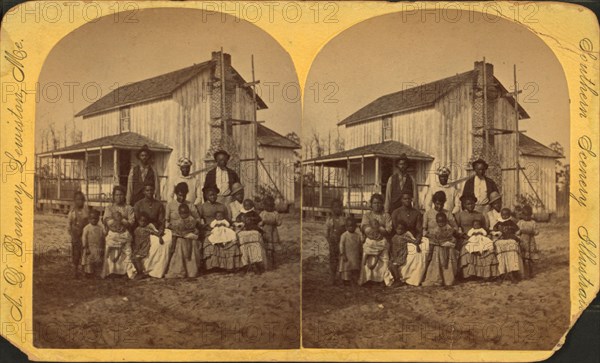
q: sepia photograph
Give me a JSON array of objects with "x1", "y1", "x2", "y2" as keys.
[
  {"x1": 32, "y1": 8, "x2": 301, "y2": 349},
  {"x1": 301, "y1": 9, "x2": 571, "y2": 350}
]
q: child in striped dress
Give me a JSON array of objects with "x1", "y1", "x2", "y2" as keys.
[
  {"x1": 68, "y1": 191, "x2": 89, "y2": 278},
  {"x1": 259, "y1": 196, "x2": 282, "y2": 269}
]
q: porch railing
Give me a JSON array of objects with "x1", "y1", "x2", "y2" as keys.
[{"x1": 302, "y1": 183, "x2": 379, "y2": 210}]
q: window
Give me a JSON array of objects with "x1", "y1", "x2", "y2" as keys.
[
  {"x1": 382, "y1": 116, "x2": 393, "y2": 141},
  {"x1": 120, "y1": 107, "x2": 130, "y2": 133}
]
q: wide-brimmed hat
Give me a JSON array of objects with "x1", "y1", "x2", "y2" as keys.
[
  {"x1": 460, "y1": 193, "x2": 478, "y2": 203},
  {"x1": 471, "y1": 158, "x2": 489, "y2": 169},
  {"x1": 136, "y1": 144, "x2": 154, "y2": 160},
  {"x1": 230, "y1": 182, "x2": 244, "y2": 196},
  {"x1": 202, "y1": 185, "x2": 220, "y2": 194},
  {"x1": 488, "y1": 191, "x2": 502, "y2": 204},
  {"x1": 213, "y1": 150, "x2": 230, "y2": 160}
]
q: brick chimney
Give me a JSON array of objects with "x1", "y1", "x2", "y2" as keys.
[
  {"x1": 207, "y1": 50, "x2": 237, "y2": 168},
  {"x1": 471, "y1": 61, "x2": 502, "y2": 191},
  {"x1": 472, "y1": 61, "x2": 495, "y2": 152}
]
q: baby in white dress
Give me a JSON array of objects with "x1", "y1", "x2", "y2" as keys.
[
  {"x1": 208, "y1": 211, "x2": 237, "y2": 244},
  {"x1": 464, "y1": 220, "x2": 494, "y2": 254}
]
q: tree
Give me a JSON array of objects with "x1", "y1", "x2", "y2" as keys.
[
  {"x1": 285, "y1": 132, "x2": 301, "y2": 159},
  {"x1": 548, "y1": 142, "x2": 564, "y2": 167}
]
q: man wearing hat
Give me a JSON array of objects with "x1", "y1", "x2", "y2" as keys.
[
  {"x1": 127, "y1": 144, "x2": 160, "y2": 206},
  {"x1": 203, "y1": 150, "x2": 240, "y2": 205},
  {"x1": 461, "y1": 158, "x2": 499, "y2": 214},
  {"x1": 485, "y1": 191, "x2": 503, "y2": 228},
  {"x1": 170, "y1": 157, "x2": 202, "y2": 205},
  {"x1": 385, "y1": 153, "x2": 418, "y2": 214},
  {"x1": 423, "y1": 166, "x2": 461, "y2": 214},
  {"x1": 228, "y1": 182, "x2": 245, "y2": 222}
]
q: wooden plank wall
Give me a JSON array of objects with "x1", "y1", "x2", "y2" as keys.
[
  {"x1": 258, "y1": 146, "x2": 297, "y2": 202},
  {"x1": 80, "y1": 110, "x2": 120, "y2": 142},
  {"x1": 492, "y1": 95, "x2": 519, "y2": 208},
  {"x1": 232, "y1": 85, "x2": 258, "y2": 199},
  {"x1": 519, "y1": 155, "x2": 557, "y2": 213}
]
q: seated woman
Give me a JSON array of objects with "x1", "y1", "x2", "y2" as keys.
[
  {"x1": 492, "y1": 208, "x2": 524, "y2": 283},
  {"x1": 197, "y1": 186, "x2": 242, "y2": 271},
  {"x1": 133, "y1": 182, "x2": 171, "y2": 278},
  {"x1": 422, "y1": 192, "x2": 459, "y2": 287},
  {"x1": 360, "y1": 219, "x2": 394, "y2": 287},
  {"x1": 101, "y1": 186, "x2": 135, "y2": 278},
  {"x1": 166, "y1": 204, "x2": 200, "y2": 278},
  {"x1": 456, "y1": 194, "x2": 498, "y2": 280},
  {"x1": 391, "y1": 192, "x2": 428, "y2": 286}
]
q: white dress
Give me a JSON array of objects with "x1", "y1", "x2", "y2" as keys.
[
  {"x1": 464, "y1": 228, "x2": 494, "y2": 254},
  {"x1": 208, "y1": 219, "x2": 237, "y2": 244}
]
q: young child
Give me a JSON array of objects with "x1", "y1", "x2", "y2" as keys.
[
  {"x1": 237, "y1": 214, "x2": 267, "y2": 274},
  {"x1": 208, "y1": 210, "x2": 237, "y2": 245},
  {"x1": 517, "y1": 205, "x2": 540, "y2": 279},
  {"x1": 68, "y1": 191, "x2": 89, "y2": 278},
  {"x1": 338, "y1": 217, "x2": 362, "y2": 285},
  {"x1": 364, "y1": 219, "x2": 386, "y2": 270},
  {"x1": 325, "y1": 199, "x2": 345, "y2": 285},
  {"x1": 390, "y1": 222, "x2": 411, "y2": 282},
  {"x1": 494, "y1": 208, "x2": 523, "y2": 283},
  {"x1": 236, "y1": 199, "x2": 260, "y2": 224},
  {"x1": 166, "y1": 204, "x2": 200, "y2": 278},
  {"x1": 131, "y1": 212, "x2": 159, "y2": 279},
  {"x1": 464, "y1": 219, "x2": 494, "y2": 254},
  {"x1": 494, "y1": 208, "x2": 520, "y2": 241},
  {"x1": 105, "y1": 211, "x2": 130, "y2": 263},
  {"x1": 81, "y1": 209, "x2": 104, "y2": 278},
  {"x1": 422, "y1": 213, "x2": 458, "y2": 286},
  {"x1": 259, "y1": 196, "x2": 282, "y2": 269}
]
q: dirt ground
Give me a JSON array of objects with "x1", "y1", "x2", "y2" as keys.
[
  {"x1": 302, "y1": 218, "x2": 570, "y2": 350},
  {"x1": 33, "y1": 213, "x2": 300, "y2": 349}
]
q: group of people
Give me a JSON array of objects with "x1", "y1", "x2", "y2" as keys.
[
  {"x1": 326, "y1": 155, "x2": 540, "y2": 288},
  {"x1": 67, "y1": 145, "x2": 283, "y2": 280}
]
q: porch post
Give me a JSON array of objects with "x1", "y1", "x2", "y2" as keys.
[
  {"x1": 360, "y1": 154, "x2": 365, "y2": 214},
  {"x1": 84, "y1": 149, "x2": 89, "y2": 197},
  {"x1": 99, "y1": 147, "x2": 103, "y2": 200},
  {"x1": 57, "y1": 155, "x2": 62, "y2": 200},
  {"x1": 375, "y1": 157, "x2": 380, "y2": 193},
  {"x1": 346, "y1": 157, "x2": 351, "y2": 213},
  {"x1": 319, "y1": 163, "x2": 324, "y2": 207},
  {"x1": 113, "y1": 148, "x2": 118, "y2": 187}
]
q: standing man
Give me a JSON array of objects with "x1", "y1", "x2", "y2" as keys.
[
  {"x1": 461, "y1": 158, "x2": 499, "y2": 214},
  {"x1": 385, "y1": 153, "x2": 418, "y2": 214},
  {"x1": 423, "y1": 166, "x2": 461, "y2": 214},
  {"x1": 127, "y1": 145, "x2": 160, "y2": 206},
  {"x1": 203, "y1": 150, "x2": 240, "y2": 205}
]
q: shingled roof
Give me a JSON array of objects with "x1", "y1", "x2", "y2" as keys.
[
  {"x1": 519, "y1": 133, "x2": 563, "y2": 158},
  {"x1": 76, "y1": 60, "x2": 267, "y2": 118},
  {"x1": 257, "y1": 124, "x2": 300, "y2": 149},
  {"x1": 304, "y1": 140, "x2": 433, "y2": 164},
  {"x1": 338, "y1": 70, "x2": 529, "y2": 126},
  {"x1": 37, "y1": 132, "x2": 172, "y2": 157}
]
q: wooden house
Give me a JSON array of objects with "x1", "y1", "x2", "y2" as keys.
[
  {"x1": 303, "y1": 61, "x2": 561, "y2": 216},
  {"x1": 36, "y1": 51, "x2": 297, "y2": 211}
]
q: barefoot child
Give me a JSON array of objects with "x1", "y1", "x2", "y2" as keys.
[
  {"x1": 259, "y1": 196, "x2": 282, "y2": 269},
  {"x1": 102, "y1": 210, "x2": 133, "y2": 278},
  {"x1": 131, "y1": 212, "x2": 159, "y2": 279},
  {"x1": 517, "y1": 205, "x2": 539, "y2": 279},
  {"x1": 68, "y1": 191, "x2": 89, "y2": 278},
  {"x1": 325, "y1": 199, "x2": 345, "y2": 284},
  {"x1": 338, "y1": 217, "x2": 362, "y2": 285},
  {"x1": 81, "y1": 209, "x2": 104, "y2": 277},
  {"x1": 390, "y1": 222, "x2": 411, "y2": 283},
  {"x1": 238, "y1": 214, "x2": 267, "y2": 274}
]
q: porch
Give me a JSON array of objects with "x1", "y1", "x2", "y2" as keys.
[
  {"x1": 301, "y1": 141, "x2": 433, "y2": 218},
  {"x1": 36, "y1": 132, "x2": 172, "y2": 213}
]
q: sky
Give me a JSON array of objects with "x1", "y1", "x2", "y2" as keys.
[
  {"x1": 303, "y1": 10, "x2": 571, "y2": 159},
  {"x1": 35, "y1": 8, "x2": 301, "y2": 151}
]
